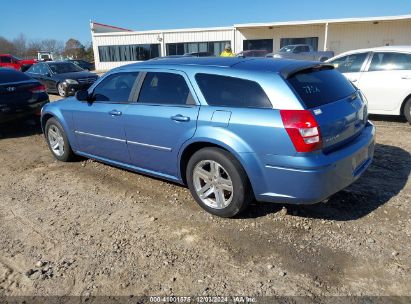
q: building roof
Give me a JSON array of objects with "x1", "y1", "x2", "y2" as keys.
[
  {"x1": 90, "y1": 21, "x2": 133, "y2": 33},
  {"x1": 234, "y1": 14, "x2": 411, "y2": 28},
  {"x1": 91, "y1": 15, "x2": 411, "y2": 36}
]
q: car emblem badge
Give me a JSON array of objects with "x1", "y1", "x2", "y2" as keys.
[
  {"x1": 6, "y1": 87, "x2": 16, "y2": 92},
  {"x1": 313, "y1": 109, "x2": 322, "y2": 115}
]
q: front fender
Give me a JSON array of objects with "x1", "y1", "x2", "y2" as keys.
[{"x1": 41, "y1": 102, "x2": 77, "y2": 150}]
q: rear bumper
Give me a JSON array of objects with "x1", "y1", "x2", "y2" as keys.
[
  {"x1": 251, "y1": 122, "x2": 376, "y2": 204},
  {"x1": 0, "y1": 99, "x2": 49, "y2": 123}
]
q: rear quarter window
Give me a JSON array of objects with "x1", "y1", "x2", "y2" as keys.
[
  {"x1": 0, "y1": 69, "x2": 31, "y2": 83},
  {"x1": 287, "y1": 69, "x2": 356, "y2": 108},
  {"x1": 195, "y1": 73, "x2": 272, "y2": 108}
]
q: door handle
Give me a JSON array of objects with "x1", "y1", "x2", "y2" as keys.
[
  {"x1": 171, "y1": 114, "x2": 190, "y2": 122},
  {"x1": 350, "y1": 79, "x2": 358, "y2": 83},
  {"x1": 109, "y1": 110, "x2": 122, "y2": 116}
]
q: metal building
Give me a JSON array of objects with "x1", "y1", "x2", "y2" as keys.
[{"x1": 90, "y1": 15, "x2": 411, "y2": 71}]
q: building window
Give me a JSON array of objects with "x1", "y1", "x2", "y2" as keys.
[
  {"x1": 166, "y1": 41, "x2": 230, "y2": 56},
  {"x1": 280, "y1": 37, "x2": 319, "y2": 51},
  {"x1": 243, "y1": 39, "x2": 273, "y2": 52},
  {"x1": 98, "y1": 44, "x2": 160, "y2": 62}
]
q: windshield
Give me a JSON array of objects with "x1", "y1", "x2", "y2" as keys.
[
  {"x1": 11, "y1": 55, "x2": 22, "y2": 61},
  {"x1": 279, "y1": 46, "x2": 295, "y2": 53},
  {"x1": 48, "y1": 62, "x2": 84, "y2": 74}
]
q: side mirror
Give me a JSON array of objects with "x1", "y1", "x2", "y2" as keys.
[{"x1": 75, "y1": 90, "x2": 90, "y2": 102}]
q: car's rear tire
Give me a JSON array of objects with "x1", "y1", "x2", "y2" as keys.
[
  {"x1": 57, "y1": 83, "x2": 67, "y2": 97},
  {"x1": 45, "y1": 118, "x2": 74, "y2": 162},
  {"x1": 404, "y1": 98, "x2": 411, "y2": 124},
  {"x1": 186, "y1": 147, "x2": 252, "y2": 218}
]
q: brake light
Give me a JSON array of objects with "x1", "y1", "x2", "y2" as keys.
[
  {"x1": 280, "y1": 109, "x2": 322, "y2": 153},
  {"x1": 30, "y1": 85, "x2": 46, "y2": 94}
]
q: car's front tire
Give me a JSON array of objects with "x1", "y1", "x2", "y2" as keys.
[
  {"x1": 186, "y1": 147, "x2": 253, "y2": 218},
  {"x1": 57, "y1": 83, "x2": 67, "y2": 97},
  {"x1": 45, "y1": 118, "x2": 74, "y2": 162},
  {"x1": 404, "y1": 98, "x2": 411, "y2": 124}
]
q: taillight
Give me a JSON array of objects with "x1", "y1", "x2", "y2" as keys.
[
  {"x1": 280, "y1": 109, "x2": 322, "y2": 153},
  {"x1": 30, "y1": 85, "x2": 46, "y2": 94}
]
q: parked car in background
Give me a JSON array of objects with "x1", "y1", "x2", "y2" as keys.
[
  {"x1": 26, "y1": 62, "x2": 98, "y2": 97},
  {"x1": 0, "y1": 54, "x2": 37, "y2": 72},
  {"x1": 41, "y1": 57, "x2": 375, "y2": 218},
  {"x1": 237, "y1": 50, "x2": 269, "y2": 57},
  {"x1": 0, "y1": 68, "x2": 49, "y2": 123},
  {"x1": 66, "y1": 59, "x2": 95, "y2": 71},
  {"x1": 266, "y1": 44, "x2": 334, "y2": 62},
  {"x1": 327, "y1": 46, "x2": 411, "y2": 123}
]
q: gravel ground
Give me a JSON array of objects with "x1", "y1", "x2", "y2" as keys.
[{"x1": 0, "y1": 93, "x2": 410, "y2": 298}]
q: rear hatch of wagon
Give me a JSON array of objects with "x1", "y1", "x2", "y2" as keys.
[{"x1": 285, "y1": 65, "x2": 368, "y2": 152}]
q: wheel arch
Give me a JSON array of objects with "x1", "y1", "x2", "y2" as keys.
[
  {"x1": 178, "y1": 140, "x2": 264, "y2": 198},
  {"x1": 41, "y1": 112, "x2": 56, "y2": 134},
  {"x1": 400, "y1": 93, "x2": 411, "y2": 116},
  {"x1": 41, "y1": 109, "x2": 78, "y2": 150}
]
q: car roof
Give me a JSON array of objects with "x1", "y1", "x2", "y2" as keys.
[
  {"x1": 333, "y1": 45, "x2": 411, "y2": 57},
  {"x1": 116, "y1": 57, "x2": 327, "y2": 77}
]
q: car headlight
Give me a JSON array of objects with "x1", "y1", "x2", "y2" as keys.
[{"x1": 65, "y1": 79, "x2": 79, "y2": 85}]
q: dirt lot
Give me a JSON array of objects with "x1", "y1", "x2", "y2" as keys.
[{"x1": 0, "y1": 93, "x2": 410, "y2": 299}]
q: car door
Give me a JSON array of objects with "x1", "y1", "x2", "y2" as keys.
[
  {"x1": 357, "y1": 52, "x2": 411, "y2": 113},
  {"x1": 329, "y1": 52, "x2": 370, "y2": 84},
  {"x1": 72, "y1": 72, "x2": 140, "y2": 164},
  {"x1": 37, "y1": 64, "x2": 56, "y2": 92},
  {"x1": 124, "y1": 70, "x2": 200, "y2": 178}
]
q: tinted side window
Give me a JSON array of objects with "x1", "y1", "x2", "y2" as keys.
[
  {"x1": 369, "y1": 52, "x2": 411, "y2": 71},
  {"x1": 195, "y1": 74, "x2": 272, "y2": 108},
  {"x1": 39, "y1": 64, "x2": 49, "y2": 75},
  {"x1": 27, "y1": 64, "x2": 40, "y2": 74},
  {"x1": 0, "y1": 56, "x2": 11, "y2": 63},
  {"x1": 287, "y1": 69, "x2": 356, "y2": 108},
  {"x1": 92, "y1": 72, "x2": 139, "y2": 102},
  {"x1": 330, "y1": 53, "x2": 368, "y2": 73},
  {"x1": 138, "y1": 72, "x2": 191, "y2": 105}
]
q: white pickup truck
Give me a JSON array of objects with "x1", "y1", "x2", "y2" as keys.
[{"x1": 267, "y1": 44, "x2": 334, "y2": 62}]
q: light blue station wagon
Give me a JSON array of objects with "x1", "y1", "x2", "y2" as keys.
[{"x1": 41, "y1": 57, "x2": 375, "y2": 217}]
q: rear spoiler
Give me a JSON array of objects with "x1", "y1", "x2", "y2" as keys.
[{"x1": 281, "y1": 63, "x2": 335, "y2": 79}]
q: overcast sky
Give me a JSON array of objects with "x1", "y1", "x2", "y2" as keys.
[{"x1": 1, "y1": 0, "x2": 411, "y2": 44}]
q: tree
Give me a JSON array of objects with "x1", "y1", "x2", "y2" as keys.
[
  {"x1": 84, "y1": 42, "x2": 94, "y2": 62},
  {"x1": 64, "y1": 38, "x2": 85, "y2": 59},
  {"x1": 25, "y1": 40, "x2": 43, "y2": 58},
  {"x1": 13, "y1": 34, "x2": 27, "y2": 58},
  {"x1": 0, "y1": 36, "x2": 17, "y2": 54},
  {"x1": 41, "y1": 39, "x2": 64, "y2": 55}
]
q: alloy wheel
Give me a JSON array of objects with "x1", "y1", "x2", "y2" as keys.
[
  {"x1": 47, "y1": 125, "x2": 65, "y2": 157},
  {"x1": 58, "y1": 83, "x2": 66, "y2": 97},
  {"x1": 193, "y1": 160, "x2": 234, "y2": 209}
]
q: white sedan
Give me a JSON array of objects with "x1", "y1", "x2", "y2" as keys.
[{"x1": 327, "y1": 46, "x2": 411, "y2": 123}]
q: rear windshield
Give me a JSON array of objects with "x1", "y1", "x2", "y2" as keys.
[
  {"x1": 287, "y1": 69, "x2": 356, "y2": 108},
  {"x1": 0, "y1": 69, "x2": 31, "y2": 83}
]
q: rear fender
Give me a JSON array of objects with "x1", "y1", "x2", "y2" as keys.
[{"x1": 178, "y1": 126, "x2": 267, "y2": 195}]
